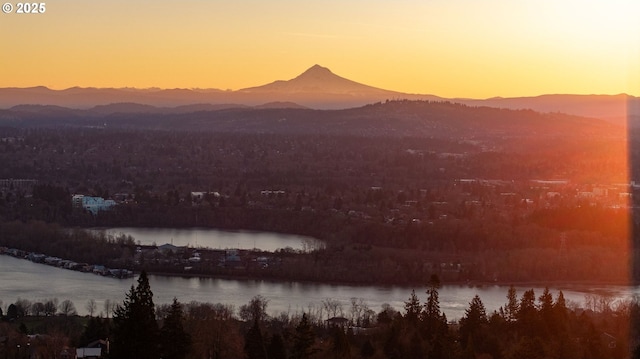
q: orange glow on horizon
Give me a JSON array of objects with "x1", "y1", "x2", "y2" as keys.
[{"x1": 0, "y1": 0, "x2": 638, "y2": 98}]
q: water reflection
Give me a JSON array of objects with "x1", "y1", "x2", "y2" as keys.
[
  {"x1": 1, "y1": 255, "x2": 633, "y2": 320},
  {"x1": 92, "y1": 227, "x2": 323, "y2": 252}
]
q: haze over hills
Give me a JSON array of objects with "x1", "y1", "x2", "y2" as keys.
[
  {"x1": 458, "y1": 94, "x2": 640, "y2": 126},
  {"x1": 0, "y1": 65, "x2": 432, "y2": 110},
  {"x1": 0, "y1": 99, "x2": 621, "y2": 141},
  {"x1": 0, "y1": 65, "x2": 638, "y2": 123}
]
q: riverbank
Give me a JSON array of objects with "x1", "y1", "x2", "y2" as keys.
[
  {"x1": 3, "y1": 247, "x2": 632, "y2": 292},
  {"x1": 1, "y1": 252, "x2": 623, "y2": 321},
  {"x1": 123, "y1": 268, "x2": 637, "y2": 290},
  {"x1": 0, "y1": 220, "x2": 630, "y2": 288},
  {"x1": 0, "y1": 248, "x2": 133, "y2": 279}
]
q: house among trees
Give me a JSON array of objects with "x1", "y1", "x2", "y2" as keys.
[
  {"x1": 157, "y1": 243, "x2": 182, "y2": 255},
  {"x1": 190, "y1": 191, "x2": 220, "y2": 205},
  {"x1": 221, "y1": 249, "x2": 242, "y2": 268},
  {"x1": 76, "y1": 340, "x2": 108, "y2": 359},
  {"x1": 260, "y1": 190, "x2": 285, "y2": 197},
  {"x1": 0, "y1": 178, "x2": 38, "y2": 191},
  {"x1": 326, "y1": 316, "x2": 350, "y2": 329}
]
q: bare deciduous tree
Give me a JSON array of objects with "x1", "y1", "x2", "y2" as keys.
[
  {"x1": 239, "y1": 295, "x2": 269, "y2": 323},
  {"x1": 32, "y1": 302, "x2": 46, "y2": 316},
  {"x1": 350, "y1": 297, "x2": 371, "y2": 327},
  {"x1": 15, "y1": 298, "x2": 32, "y2": 317},
  {"x1": 86, "y1": 299, "x2": 97, "y2": 317},
  {"x1": 104, "y1": 299, "x2": 117, "y2": 318},
  {"x1": 59, "y1": 299, "x2": 77, "y2": 316},
  {"x1": 44, "y1": 298, "x2": 58, "y2": 316},
  {"x1": 322, "y1": 298, "x2": 343, "y2": 320},
  {"x1": 186, "y1": 302, "x2": 242, "y2": 359}
]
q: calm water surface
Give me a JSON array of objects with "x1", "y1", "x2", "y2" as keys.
[
  {"x1": 2, "y1": 255, "x2": 637, "y2": 320},
  {"x1": 92, "y1": 227, "x2": 323, "y2": 252}
]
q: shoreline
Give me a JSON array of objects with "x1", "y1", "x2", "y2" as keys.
[
  {"x1": 2, "y1": 249, "x2": 633, "y2": 291},
  {"x1": 128, "y1": 265, "x2": 638, "y2": 291},
  {"x1": 147, "y1": 270, "x2": 635, "y2": 289}
]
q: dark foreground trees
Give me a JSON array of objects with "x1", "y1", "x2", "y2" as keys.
[
  {"x1": 1, "y1": 282, "x2": 637, "y2": 359},
  {"x1": 244, "y1": 320, "x2": 267, "y2": 359},
  {"x1": 111, "y1": 270, "x2": 160, "y2": 359},
  {"x1": 291, "y1": 313, "x2": 316, "y2": 359},
  {"x1": 160, "y1": 298, "x2": 191, "y2": 359},
  {"x1": 111, "y1": 271, "x2": 192, "y2": 359}
]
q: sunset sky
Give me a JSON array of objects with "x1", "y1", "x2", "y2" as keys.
[{"x1": 1, "y1": 0, "x2": 639, "y2": 98}]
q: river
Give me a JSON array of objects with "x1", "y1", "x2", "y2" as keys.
[
  {"x1": 91, "y1": 227, "x2": 323, "y2": 252},
  {"x1": 2, "y1": 254, "x2": 637, "y2": 321}
]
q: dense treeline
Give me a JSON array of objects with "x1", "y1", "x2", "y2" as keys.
[
  {"x1": 1, "y1": 274, "x2": 639, "y2": 359},
  {"x1": 0, "y1": 128, "x2": 628, "y2": 201},
  {"x1": 0, "y1": 127, "x2": 637, "y2": 283},
  {"x1": 0, "y1": 221, "x2": 134, "y2": 268}
]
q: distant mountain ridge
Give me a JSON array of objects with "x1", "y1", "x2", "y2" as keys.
[
  {"x1": 0, "y1": 99, "x2": 621, "y2": 140},
  {"x1": 0, "y1": 65, "x2": 638, "y2": 123},
  {"x1": 239, "y1": 64, "x2": 397, "y2": 95},
  {"x1": 457, "y1": 93, "x2": 640, "y2": 125}
]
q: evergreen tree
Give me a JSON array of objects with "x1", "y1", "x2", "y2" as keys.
[
  {"x1": 360, "y1": 339, "x2": 375, "y2": 358},
  {"x1": 419, "y1": 274, "x2": 450, "y2": 357},
  {"x1": 244, "y1": 320, "x2": 267, "y2": 359},
  {"x1": 111, "y1": 271, "x2": 159, "y2": 359},
  {"x1": 267, "y1": 333, "x2": 287, "y2": 359},
  {"x1": 404, "y1": 289, "x2": 421, "y2": 324},
  {"x1": 291, "y1": 313, "x2": 315, "y2": 359},
  {"x1": 79, "y1": 317, "x2": 111, "y2": 347},
  {"x1": 160, "y1": 298, "x2": 191, "y2": 359},
  {"x1": 538, "y1": 288, "x2": 553, "y2": 312},
  {"x1": 329, "y1": 326, "x2": 350, "y2": 359},
  {"x1": 504, "y1": 285, "x2": 519, "y2": 323},
  {"x1": 6, "y1": 304, "x2": 17, "y2": 321},
  {"x1": 383, "y1": 322, "x2": 402, "y2": 359},
  {"x1": 407, "y1": 332, "x2": 426, "y2": 358},
  {"x1": 422, "y1": 275, "x2": 440, "y2": 320},
  {"x1": 422, "y1": 274, "x2": 445, "y2": 337},
  {"x1": 553, "y1": 290, "x2": 568, "y2": 321},
  {"x1": 518, "y1": 289, "x2": 536, "y2": 317},
  {"x1": 538, "y1": 287, "x2": 554, "y2": 335},
  {"x1": 459, "y1": 295, "x2": 488, "y2": 349},
  {"x1": 517, "y1": 289, "x2": 540, "y2": 336}
]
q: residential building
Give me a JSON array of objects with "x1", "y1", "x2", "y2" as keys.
[{"x1": 72, "y1": 195, "x2": 116, "y2": 215}]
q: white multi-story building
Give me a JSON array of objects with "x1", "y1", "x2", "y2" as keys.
[{"x1": 72, "y1": 194, "x2": 116, "y2": 215}]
